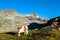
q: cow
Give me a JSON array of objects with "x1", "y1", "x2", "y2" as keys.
[
  {"x1": 51, "y1": 21, "x2": 59, "y2": 27},
  {"x1": 18, "y1": 25, "x2": 28, "y2": 36}
]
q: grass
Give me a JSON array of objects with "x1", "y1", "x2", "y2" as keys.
[
  {"x1": 0, "y1": 30, "x2": 35, "y2": 40},
  {"x1": 0, "y1": 28, "x2": 60, "y2": 40}
]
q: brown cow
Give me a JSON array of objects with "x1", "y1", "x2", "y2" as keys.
[
  {"x1": 18, "y1": 25, "x2": 28, "y2": 36},
  {"x1": 51, "y1": 21, "x2": 59, "y2": 27}
]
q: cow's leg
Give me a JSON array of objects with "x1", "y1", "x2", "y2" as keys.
[
  {"x1": 18, "y1": 33, "x2": 20, "y2": 36},
  {"x1": 18, "y1": 30, "x2": 21, "y2": 36},
  {"x1": 25, "y1": 30, "x2": 28, "y2": 35},
  {"x1": 24, "y1": 30, "x2": 28, "y2": 35},
  {"x1": 23, "y1": 32, "x2": 27, "y2": 35},
  {"x1": 18, "y1": 32, "x2": 20, "y2": 36}
]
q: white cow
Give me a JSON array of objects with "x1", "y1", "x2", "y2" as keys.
[{"x1": 18, "y1": 25, "x2": 28, "y2": 36}]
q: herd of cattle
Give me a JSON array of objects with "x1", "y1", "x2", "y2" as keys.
[{"x1": 17, "y1": 20, "x2": 60, "y2": 36}]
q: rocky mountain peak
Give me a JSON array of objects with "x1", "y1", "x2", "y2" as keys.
[{"x1": 0, "y1": 9, "x2": 48, "y2": 33}]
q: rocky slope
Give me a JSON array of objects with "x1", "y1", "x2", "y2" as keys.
[{"x1": 0, "y1": 9, "x2": 48, "y2": 33}]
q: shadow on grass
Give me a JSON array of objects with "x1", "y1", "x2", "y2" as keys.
[{"x1": 5, "y1": 32, "x2": 17, "y2": 35}]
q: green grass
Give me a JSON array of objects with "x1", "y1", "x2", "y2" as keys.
[
  {"x1": 0, "y1": 28, "x2": 60, "y2": 40},
  {"x1": 0, "y1": 30, "x2": 34, "y2": 40}
]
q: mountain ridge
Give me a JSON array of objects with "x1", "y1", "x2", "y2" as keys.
[{"x1": 0, "y1": 9, "x2": 48, "y2": 33}]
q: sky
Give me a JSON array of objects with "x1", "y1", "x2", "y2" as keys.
[{"x1": 0, "y1": 0, "x2": 60, "y2": 19}]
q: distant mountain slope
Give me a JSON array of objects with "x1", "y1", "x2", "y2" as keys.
[{"x1": 0, "y1": 9, "x2": 48, "y2": 33}]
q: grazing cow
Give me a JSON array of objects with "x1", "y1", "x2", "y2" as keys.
[
  {"x1": 51, "y1": 21, "x2": 59, "y2": 31},
  {"x1": 51, "y1": 21, "x2": 59, "y2": 27},
  {"x1": 18, "y1": 25, "x2": 28, "y2": 36}
]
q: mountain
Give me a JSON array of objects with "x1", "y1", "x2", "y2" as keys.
[{"x1": 0, "y1": 9, "x2": 48, "y2": 33}]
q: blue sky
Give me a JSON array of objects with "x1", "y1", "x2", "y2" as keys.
[{"x1": 0, "y1": 0, "x2": 60, "y2": 19}]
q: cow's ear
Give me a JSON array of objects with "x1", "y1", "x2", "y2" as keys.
[{"x1": 18, "y1": 26, "x2": 22, "y2": 28}]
